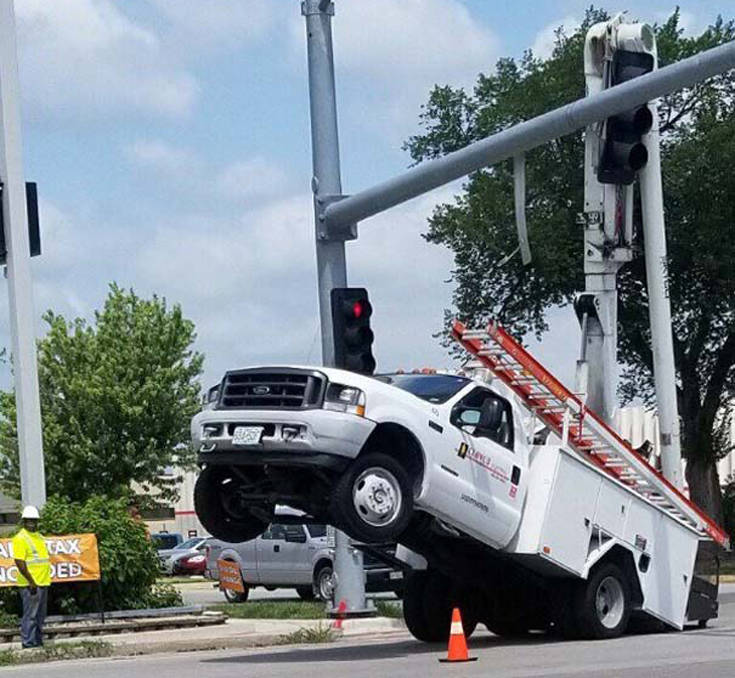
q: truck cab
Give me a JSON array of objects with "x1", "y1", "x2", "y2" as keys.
[{"x1": 192, "y1": 367, "x2": 528, "y2": 553}]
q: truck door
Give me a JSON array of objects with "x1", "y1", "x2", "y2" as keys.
[
  {"x1": 256, "y1": 523, "x2": 307, "y2": 584},
  {"x1": 446, "y1": 387, "x2": 527, "y2": 548}
]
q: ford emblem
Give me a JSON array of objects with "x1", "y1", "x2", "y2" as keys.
[{"x1": 253, "y1": 386, "x2": 270, "y2": 395}]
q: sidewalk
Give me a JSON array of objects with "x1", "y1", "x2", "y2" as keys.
[{"x1": 0, "y1": 615, "x2": 408, "y2": 657}]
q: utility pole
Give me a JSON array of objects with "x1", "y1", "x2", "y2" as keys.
[
  {"x1": 302, "y1": 0, "x2": 369, "y2": 616},
  {"x1": 0, "y1": 0, "x2": 45, "y2": 507}
]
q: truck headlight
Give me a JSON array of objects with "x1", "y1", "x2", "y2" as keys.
[{"x1": 323, "y1": 384, "x2": 366, "y2": 416}]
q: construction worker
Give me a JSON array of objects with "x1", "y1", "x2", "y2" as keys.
[{"x1": 12, "y1": 506, "x2": 51, "y2": 649}]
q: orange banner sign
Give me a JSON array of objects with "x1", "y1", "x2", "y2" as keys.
[
  {"x1": 217, "y1": 559, "x2": 244, "y2": 593},
  {"x1": 0, "y1": 533, "x2": 101, "y2": 586}
]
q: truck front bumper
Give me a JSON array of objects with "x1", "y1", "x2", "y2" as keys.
[{"x1": 192, "y1": 408, "x2": 376, "y2": 467}]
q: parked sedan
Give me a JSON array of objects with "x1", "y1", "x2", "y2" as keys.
[
  {"x1": 172, "y1": 550, "x2": 208, "y2": 576},
  {"x1": 159, "y1": 536, "x2": 210, "y2": 575}
]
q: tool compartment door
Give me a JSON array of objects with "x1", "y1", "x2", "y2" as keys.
[{"x1": 539, "y1": 452, "x2": 601, "y2": 575}]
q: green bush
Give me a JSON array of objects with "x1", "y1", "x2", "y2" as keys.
[{"x1": 36, "y1": 495, "x2": 182, "y2": 613}]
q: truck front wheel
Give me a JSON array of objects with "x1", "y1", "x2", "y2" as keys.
[
  {"x1": 330, "y1": 452, "x2": 413, "y2": 543},
  {"x1": 194, "y1": 466, "x2": 274, "y2": 543},
  {"x1": 574, "y1": 563, "x2": 631, "y2": 639}
]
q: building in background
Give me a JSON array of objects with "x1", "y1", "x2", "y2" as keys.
[
  {"x1": 616, "y1": 407, "x2": 735, "y2": 487},
  {"x1": 137, "y1": 468, "x2": 206, "y2": 538}
]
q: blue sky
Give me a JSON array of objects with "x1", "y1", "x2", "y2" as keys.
[{"x1": 3, "y1": 0, "x2": 731, "y2": 393}]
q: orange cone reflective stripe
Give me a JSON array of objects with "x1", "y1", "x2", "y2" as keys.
[{"x1": 439, "y1": 607, "x2": 477, "y2": 663}]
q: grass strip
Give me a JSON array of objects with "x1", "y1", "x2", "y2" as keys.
[
  {"x1": 210, "y1": 600, "x2": 327, "y2": 619},
  {"x1": 0, "y1": 640, "x2": 113, "y2": 666},
  {"x1": 374, "y1": 600, "x2": 403, "y2": 618},
  {"x1": 276, "y1": 624, "x2": 336, "y2": 645}
]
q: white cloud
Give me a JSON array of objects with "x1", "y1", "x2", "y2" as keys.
[
  {"x1": 147, "y1": 0, "x2": 286, "y2": 54},
  {"x1": 215, "y1": 158, "x2": 290, "y2": 202},
  {"x1": 126, "y1": 140, "x2": 291, "y2": 205},
  {"x1": 286, "y1": 0, "x2": 499, "y2": 144},
  {"x1": 16, "y1": 0, "x2": 199, "y2": 119},
  {"x1": 126, "y1": 139, "x2": 201, "y2": 180},
  {"x1": 335, "y1": 0, "x2": 497, "y2": 87},
  {"x1": 530, "y1": 16, "x2": 579, "y2": 60}
]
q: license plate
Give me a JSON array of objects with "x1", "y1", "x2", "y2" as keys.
[
  {"x1": 232, "y1": 426, "x2": 264, "y2": 446},
  {"x1": 389, "y1": 571, "x2": 404, "y2": 580}
]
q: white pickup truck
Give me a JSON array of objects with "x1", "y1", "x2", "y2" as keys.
[{"x1": 192, "y1": 336, "x2": 724, "y2": 642}]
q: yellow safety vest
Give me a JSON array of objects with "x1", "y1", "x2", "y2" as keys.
[{"x1": 11, "y1": 528, "x2": 51, "y2": 587}]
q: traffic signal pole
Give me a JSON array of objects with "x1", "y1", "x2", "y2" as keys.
[
  {"x1": 0, "y1": 1, "x2": 45, "y2": 508},
  {"x1": 322, "y1": 38, "x2": 735, "y2": 232},
  {"x1": 639, "y1": 100, "x2": 683, "y2": 487},
  {"x1": 302, "y1": 0, "x2": 369, "y2": 616}
]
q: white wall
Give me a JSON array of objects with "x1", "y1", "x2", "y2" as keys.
[{"x1": 615, "y1": 406, "x2": 735, "y2": 487}]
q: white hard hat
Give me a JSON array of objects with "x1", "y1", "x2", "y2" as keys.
[{"x1": 21, "y1": 506, "x2": 40, "y2": 520}]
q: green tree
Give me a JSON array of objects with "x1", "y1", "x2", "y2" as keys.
[
  {"x1": 405, "y1": 9, "x2": 735, "y2": 520},
  {"x1": 0, "y1": 284, "x2": 204, "y2": 503}
]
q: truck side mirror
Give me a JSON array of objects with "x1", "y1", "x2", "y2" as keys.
[{"x1": 457, "y1": 408, "x2": 481, "y2": 427}]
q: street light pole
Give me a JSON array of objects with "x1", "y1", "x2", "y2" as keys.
[
  {"x1": 302, "y1": 0, "x2": 369, "y2": 616},
  {"x1": 0, "y1": 0, "x2": 45, "y2": 508}
]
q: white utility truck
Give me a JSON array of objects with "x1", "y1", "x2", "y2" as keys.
[{"x1": 192, "y1": 319, "x2": 727, "y2": 642}]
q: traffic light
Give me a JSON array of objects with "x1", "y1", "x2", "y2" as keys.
[
  {"x1": 330, "y1": 287, "x2": 376, "y2": 375},
  {"x1": 597, "y1": 50, "x2": 655, "y2": 185}
]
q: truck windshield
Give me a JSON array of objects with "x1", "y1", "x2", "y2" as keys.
[{"x1": 377, "y1": 374, "x2": 470, "y2": 404}]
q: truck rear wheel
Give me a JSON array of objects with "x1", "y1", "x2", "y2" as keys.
[
  {"x1": 330, "y1": 452, "x2": 413, "y2": 543},
  {"x1": 403, "y1": 571, "x2": 438, "y2": 642},
  {"x1": 403, "y1": 570, "x2": 477, "y2": 643},
  {"x1": 574, "y1": 563, "x2": 631, "y2": 639},
  {"x1": 194, "y1": 466, "x2": 274, "y2": 543}
]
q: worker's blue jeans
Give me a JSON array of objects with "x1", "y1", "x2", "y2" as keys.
[{"x1": 20, "y1": 587, "x2": 48, "y2": 648}]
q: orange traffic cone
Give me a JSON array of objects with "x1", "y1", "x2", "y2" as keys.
[{"x1": 439, "y1": 607, "x2": 477, "y2": 663}]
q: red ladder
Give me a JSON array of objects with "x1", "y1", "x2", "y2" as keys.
[{"x1": 452, "y1": 319, "x2": 729, "y2": 548}]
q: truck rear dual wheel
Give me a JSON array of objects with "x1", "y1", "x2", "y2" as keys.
[
  {"x1": 194, "y1": 466, "x2": 274, "y2": 543},
  {"x1": 330, "y1": 452, "x2": 413, "y2": 543},
  {"x1": 574, "y1": 563, "x2": 632, "y2": 639},
  {"x1": 403, "y1": 571, "x2": 477, "y2": 643}
]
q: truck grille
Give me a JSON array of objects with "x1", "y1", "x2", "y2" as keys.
[{"x1": 219, "y1": 369, "x2": 326, "y2": 410}]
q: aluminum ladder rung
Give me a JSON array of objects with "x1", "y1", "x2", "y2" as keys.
[
  {"x1": 453, "y1": 319, "x2": 730, "y2": 548},
  {"x1": 461, "y1": 330, "x2": 492, "y2": 341}
]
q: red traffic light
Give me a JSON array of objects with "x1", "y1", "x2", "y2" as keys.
[{"x1": 352, "y1": 301, "x2": 363, "y2": 318}]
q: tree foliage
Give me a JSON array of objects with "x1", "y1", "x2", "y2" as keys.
[
  {"x1": 405, "y1": 9, "x2": 735, "y2": 519},
  {"x1": 0, "y1": 284, "x2": 203, "y2": 503}
]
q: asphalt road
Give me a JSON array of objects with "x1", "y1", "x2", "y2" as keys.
[{"x1": 7, "y1": 585, "x2": 735, "y2": 678}]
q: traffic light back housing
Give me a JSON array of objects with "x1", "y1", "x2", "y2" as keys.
[
  {"x1": 331, "y1": 287, "x2": 376, "y2": 375},
  {"x1": 597, "y1": 50, "x2": 655, "y2": 185},
  {"x1": 0, "y1": 181, "x2": 41, "y2": 264}
]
